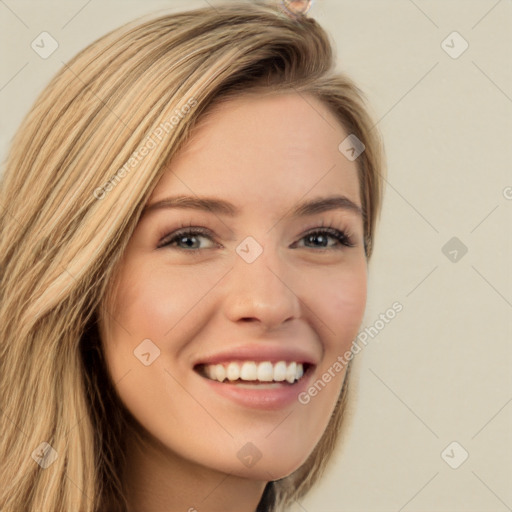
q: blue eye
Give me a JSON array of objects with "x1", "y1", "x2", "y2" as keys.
[
  {"x1": 157, "y1": 227, "x2": 216, "y2": 251},
  {"x1": 158, "y1": 226, "x2": 356, "y2": 252}
]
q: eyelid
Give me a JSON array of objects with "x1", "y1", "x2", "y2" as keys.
[
  {"x1": 157, "y1": 226, "x2": 218, "y2": 250},
  {"x1": 296, "y1": 225, "x2": 355, "y2": 248},
  {"x1": 157, "y1": 220, "x2": 357, "y2": 251},
  {"x1": 297, "y1": 218, "x2": 357, "y2": 247}
]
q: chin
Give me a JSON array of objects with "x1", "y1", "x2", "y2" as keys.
[
  {"x1": 223, "y1": 456, "x2": 307, "y2": 481},
  {"x1": 212, "y1": 438, "x2": 314, "y2": 481}
]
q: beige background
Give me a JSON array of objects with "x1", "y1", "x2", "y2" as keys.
[{"x1": 1, "y1": 1, "x2": 511, "y2": 510}]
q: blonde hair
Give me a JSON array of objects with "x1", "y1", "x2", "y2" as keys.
[{"x1": 0, "y1": 2, "x2": 385, "y2": 511}]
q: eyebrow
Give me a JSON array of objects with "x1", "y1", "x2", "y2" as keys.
[{"x1": 141, "y1": 194, "x2": 363, "y2": 219}]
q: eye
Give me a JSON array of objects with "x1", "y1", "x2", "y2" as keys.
[
  {"x1": 157, "y1": 227, "x2": 218, "y2": 251},
  {"x1": 293, "y1": 227, "x2": 355, "y2": 250},
  {"x1": 157, "y1": 224, "x2": 356, "y2": 252}
]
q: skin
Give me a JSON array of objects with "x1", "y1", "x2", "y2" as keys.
[{"x1": 98, "y1": 91, "x2": 367, "y2": 512}]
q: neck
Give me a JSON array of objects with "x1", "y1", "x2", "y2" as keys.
[{"x1": 121, "y1": 425, "x2": 268, "y2": 512}]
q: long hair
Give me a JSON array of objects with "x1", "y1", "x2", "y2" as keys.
[{"x1": 0, "y1": 2, "x2": 385, "y2": 510}]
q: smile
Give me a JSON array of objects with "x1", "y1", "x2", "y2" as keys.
[
  {"x1": 194, "y1": 360, "x2": 315, "y2": 410},
  {"x1": 196, "y1": 360, "x2": 307, "y2": 384}
]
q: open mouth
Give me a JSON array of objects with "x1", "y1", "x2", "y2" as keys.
[{"x1": 194, "y1": 361, "x2": 313, "y2": 386}]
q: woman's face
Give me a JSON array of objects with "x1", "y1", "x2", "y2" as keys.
[{"x1": 99, "y1": 91, "x2": 367, "y2": 481}]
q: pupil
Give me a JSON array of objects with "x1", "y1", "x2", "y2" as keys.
[
  {"x1": 182, "y1": 236, "x2": 196, "y2": 248},
  {"x1": 310, "y1": 234, "x2": 327, "y2": 247}
]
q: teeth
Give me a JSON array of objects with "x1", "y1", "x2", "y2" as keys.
[
  {"x1": 215, "y1": 364, "x2": 226, "y2": 382},
  {"x1": 226, "y1": 362, "x2": 240, "y2": 381},
  {"x1": 240, "y1": 361, "x2": 258, "y2": 380},
  {"x1": 205, "y1": 365, "x2": 216, "y2": 380},
  {"x1": 257, "y1": 361, "x2": 274, "y2": 382},
  {"x1": 286, "y1": 362, "x2": 297, "y2": 384},
  {"x1": 200, "y1": 361, "x2": 306, "y2": 384},
  {"x1": 273, "y1": 361, "x2": 287, "y2": 382}
]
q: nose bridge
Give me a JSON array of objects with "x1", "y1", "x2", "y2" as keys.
[{"x1": 223, "y1": 235, "x2": 300, "y2": 327}]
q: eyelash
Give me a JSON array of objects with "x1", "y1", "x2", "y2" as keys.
[{"x1": 157, "y1": 221, "x2": 356, "y2": 253}]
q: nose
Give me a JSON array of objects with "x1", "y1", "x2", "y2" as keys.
[{"x1": 222, "y1": 244, "x2": 301, "y2": 330}]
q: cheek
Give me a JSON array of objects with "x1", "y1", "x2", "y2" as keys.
[
  {"x1": 99, "y1": 263, "x2": 196, "y2": 434},
  {"x1": 101, "y1": 259, "x2": 227, "y2": 388},
  {"x1": 108, "y1": 260, "x2": 207, "y2": 339},
  {"x1": 307, "y1": 261, "x2": 367, "y2": 347},
  {"x1": 99, "y1": 262, "x2": 176, "y2": 390},
  {"x1": 294, "y1": 264, "x2": 366, "y2": 448}
]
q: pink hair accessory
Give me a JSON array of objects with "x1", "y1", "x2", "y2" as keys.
[{"x1": 279, "y1": 0, "x2": 313, "y2": 18}]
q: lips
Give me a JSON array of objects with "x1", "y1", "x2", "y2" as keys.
[
  {"x1": 194, "y1": 356, "x2": 317, "y2": 410},
  {"x1": 192, "y1": 344, "x2": 318, "y2": 391},
  {"x1": 192, "y1": 343, "x2": 319, "y2": 368}
]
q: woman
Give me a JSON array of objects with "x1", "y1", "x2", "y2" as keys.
[{"x1": 0, "y1": 2, "x2": 385, "y2": 511}]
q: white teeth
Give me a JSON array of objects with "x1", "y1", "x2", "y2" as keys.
[
  {"x1": 256, "y1": 361, "x2": 274, "y2": 382},
  {"x1": 286, "y1": 362, "x2": 297, "y2": 384},
  {"x1": 240, "y1": 361, "x2": 257, "y2": 380},
  {"x1": 226, "y1": 362, "x2": 240, "y2": 381},
  {"x1": 273, "y1": 361, "x2": 287, "y2": 381},
  {"x1": 215, "y1": 364, "x2": 226, "y2": 382},
  {"x1": 206, "y1": 365, "x2": 216, "y2": 380},
  {"x1": 201, "y1": 360, "x2": 306, "y2": 384}
]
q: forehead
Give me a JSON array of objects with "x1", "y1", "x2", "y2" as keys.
[{"x1": 148, "y1": 92, "x2": 361, "y2": 215}]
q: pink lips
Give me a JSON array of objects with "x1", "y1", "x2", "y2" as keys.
[
  {"x1": 191, "y1": 343, "x2": 319, "y2": 410},
  {"x1": 197, "y1": 364, "x2": 315, "y2": 410},
  {"x1": 192, "y1": 343, "x2": 319, "y2": 367}
]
